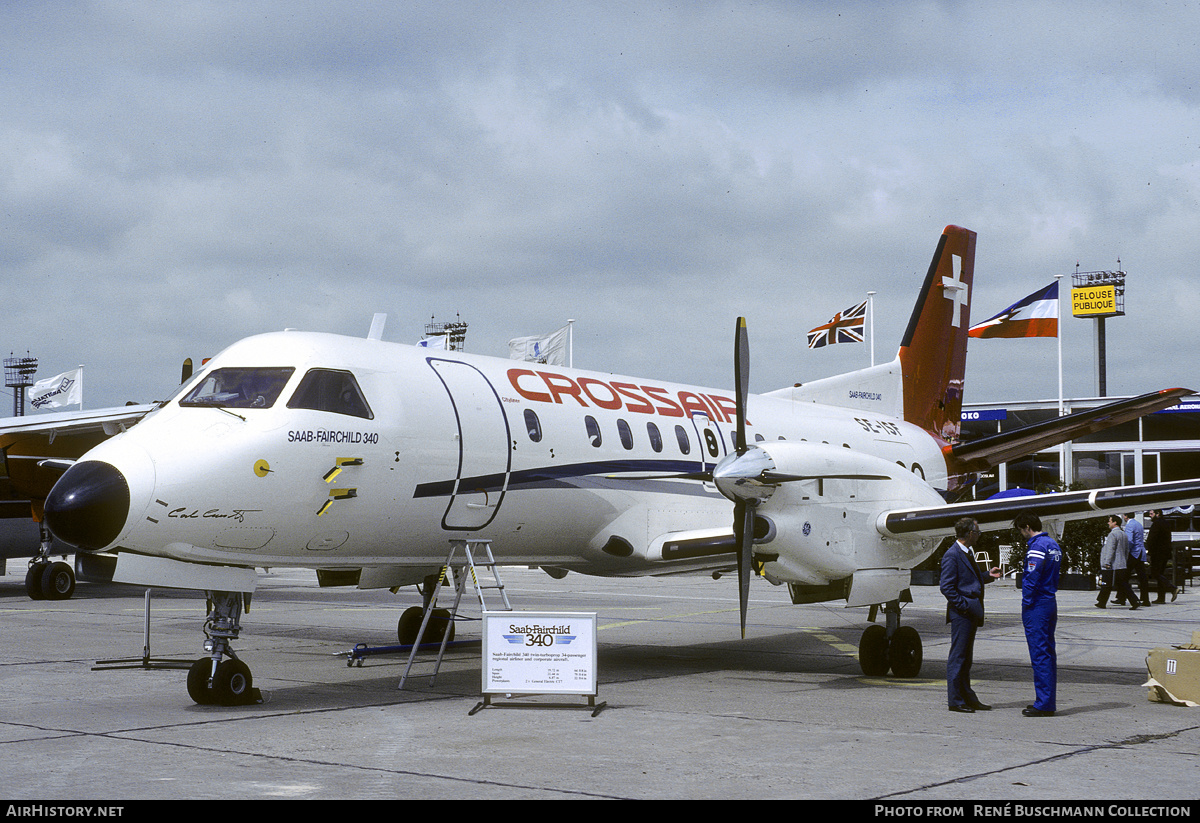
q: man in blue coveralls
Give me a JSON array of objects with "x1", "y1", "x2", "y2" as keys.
[{"x1": 1014, "y1": 511, "x2": 1061, "y2": 717}]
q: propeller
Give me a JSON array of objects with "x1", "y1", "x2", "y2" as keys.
[
  {"x1": 618, "y1": 317, "x2": 888, "y2": 637},
  {"x1": 732, "y1": 317, "x2": 754, "y2": 638}
]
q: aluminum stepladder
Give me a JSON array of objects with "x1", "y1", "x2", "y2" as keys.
[{"x1": 399, "y1": 538, "x2": 511, "y2": 689}]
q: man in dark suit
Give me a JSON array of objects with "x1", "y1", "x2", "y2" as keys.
[{"x1": 940, "y1": 517, "x2": 1000, "y2": 713}]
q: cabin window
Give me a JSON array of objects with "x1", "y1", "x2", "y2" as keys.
[
  {"x1": 674, "y1": 425, "x2": 691, "y2": 455},
  {"x1": 617, "y1": 419, "x2": 634, "y2": 450},
  {"x1": 704, "y1": 429, "x2": 720, "y2": 457},
  {"x1": 585, "y1": 416, "x2": 602, "y2": 447},
  {"x1": 647, "y1": 422, "x2": 663, "y2": 453},
  {"x1": 181, "y1": 367, "x2": 295, "y2": 410},
  {"x1": 287, "y1": 369, "x2": 373, "y2": 419},
  {"x1": 524, "y1": 409, "x2": 542, "y2": 442}
]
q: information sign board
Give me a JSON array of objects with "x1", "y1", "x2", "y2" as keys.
[
  {"x1": 482, "y1": 611, "x2": 597, "y2": 696},
  {"x1": 1071, "y1": 284, "x2": 1120, "y2": 317}
]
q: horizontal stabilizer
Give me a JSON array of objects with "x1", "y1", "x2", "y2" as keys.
[
  {"x1": 950, "y1": 388, "x2": 1192, "y2": 471},
  {"x1": 878, "y1": 477, "x2": 1200, "y2": 540}
]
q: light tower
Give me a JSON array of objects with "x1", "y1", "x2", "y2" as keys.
[
  {"x1": 4, "y1": 353, "x2": 38, "y2": 416},
  {"x1": 424, "y1": 314, "x2": 469, "y2": 351},
  {"x1": 1070, "y1": 265, "x2": 1125, "y2": 397}
]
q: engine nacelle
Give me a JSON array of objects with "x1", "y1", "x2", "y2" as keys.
[{"x1": 744, "y1": 441, "x2": 945, "y2": 587}]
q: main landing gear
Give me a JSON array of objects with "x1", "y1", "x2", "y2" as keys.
[
  {"x1": 186, "y1": 590, "x2": 262, "y2": 706},
  {"x1": 395, "y1": 572, "x2": 457, "y2": 645},
  {"x1": 858, "y1": 599, "x2": 922, "y2": 678},
  {"x1": 25, "y1": 527, "x2": 75, "y2": 601}
]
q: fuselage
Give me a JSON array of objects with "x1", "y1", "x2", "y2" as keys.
[{"x1": 46, "y1": 330, "x2": 951, "y2": 586}]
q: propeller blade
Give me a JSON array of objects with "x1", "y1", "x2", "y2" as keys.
[
  {"x1": 760, "y1": 471, "x2": 891, "y2": 483},
  {"x1": 735, "y1": 498, "x2": 756, "y2": 638},
  {"x1": 734, "y1": 317, "x2": 749, "y2": 453}
]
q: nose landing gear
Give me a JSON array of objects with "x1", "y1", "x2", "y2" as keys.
[{"x1": 186, "y1": 590, "x2": 262, "y2": 706}]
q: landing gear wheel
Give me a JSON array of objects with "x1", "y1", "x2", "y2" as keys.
[
  {"x1": 397, "y1": 606, "x2": 456, "y2": 645},
  {"x1": 859, "y1": 624, "x2": 890, "y2": 676},
  {"x1": 187, "y1": 658, "x2": 216, "y2": 705},
  {"x1": 397, "y1": 607, "x2": 423, "y2": 644},
  {"x1": 429, "y1": 608, "x2": 456, "y2": 643},
  {"x1": 887, "y1": 626, "x2": 922, "y2": 678},
  {"x1": 25, "y1": 563, "x2": 47, "y2": 600},
  {"x1": 212, "y1": 659, "x2": 254, "y2": 706},
  {"x1": 41, "y1": 561, "x2": 76, "y2": 600}
]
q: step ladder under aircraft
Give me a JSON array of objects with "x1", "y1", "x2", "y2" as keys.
[{"x1": 398, "y1": 538, "x2": 512, "y2": 689}]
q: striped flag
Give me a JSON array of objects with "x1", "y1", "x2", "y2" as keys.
[
  {"x1": 807, "y1": 300, "x2": 867, "y2": 349},
  {"x1": 968, "y1": 282, "x2": 1058, "y2": 339}
]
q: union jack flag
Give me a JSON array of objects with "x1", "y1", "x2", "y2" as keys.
[{"x1": 807, "y1": 300, "x2": 867, "y2": 349}]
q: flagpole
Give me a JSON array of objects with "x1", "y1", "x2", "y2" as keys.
[
  {"x1": 567, "y1": 319, "x2": 575, "y2": 369},
  {"x1": 1055, "y1": 275, "x2": 1071, "y2": 486},
  {"x1": 866, "y1": 291, "x2": 876, "y2": 367},
  {"x1": 1055, "y1": 275, "x2": 1063, "y2": 414}
]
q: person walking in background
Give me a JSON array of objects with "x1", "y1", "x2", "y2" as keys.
[
  {"x1": 1097, "y1": 515, "x2": 1139, "y2": 610},
  {"x1": 1120, "y1": 513, "x2": 1151, "y2": 608},
  {"x1": 1146, "y1": 509, "x2": 1180, "y2": 603}
]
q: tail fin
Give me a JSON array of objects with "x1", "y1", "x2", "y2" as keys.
[{"x1": 897, "y1": 225, "x2": 976, "y2": 443}]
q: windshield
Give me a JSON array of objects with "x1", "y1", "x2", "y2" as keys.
[
  {"x1": 179, "y1": 367, "x2": 295, "y2": 409},
  {"x1": 286, "y1": 368, "x2": 373, "y2": 419}
]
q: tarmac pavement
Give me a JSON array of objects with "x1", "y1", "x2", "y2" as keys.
[{"x1": 1, "y1": 564, "x2": 1198, "y2": 801}]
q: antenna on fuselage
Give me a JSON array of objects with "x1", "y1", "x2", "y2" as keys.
[{"x1": 367, "y1": 313, "x2": 387, "y2": 341}]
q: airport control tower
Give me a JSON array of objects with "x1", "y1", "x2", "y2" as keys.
[{"x1": 4, "y1": 354, "x2": 37, "y2": 416}]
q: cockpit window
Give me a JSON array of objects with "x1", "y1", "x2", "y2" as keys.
[
  {"x1": 180, "y1": 367, "x2": 295, "y2": 409},
  {"x1": 287, "y1": 369, "x2": 374, "y2": 419}
]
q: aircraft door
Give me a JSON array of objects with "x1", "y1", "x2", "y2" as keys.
[
  {"x1": 428, "y1": 359, "x2": 512, "y2": 530},
  {"x1": 689, "y1": 412, "x2": 725, "y2": 487}
]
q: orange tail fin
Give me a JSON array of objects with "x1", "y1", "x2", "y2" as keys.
[{"x1": 897, "y1": 225, "x2": 976, "y2": 444}]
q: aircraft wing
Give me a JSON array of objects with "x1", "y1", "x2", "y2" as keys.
[
  {"x1": 877, "y1": 477, "x2": 1200, "y2": 540},
  {"x1": 949, "y1": 388, "x2": 1192, "y2": 470},
  {"x1": 0, "y1": 405, "x2": 156, "y2": 507},
  {"x1": 0, "y1": 404, "x2": 155, "y2": 444}
]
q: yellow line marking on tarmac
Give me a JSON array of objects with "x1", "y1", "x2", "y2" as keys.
[
  {"x1": 859, "y1": 677, "x2": 942, "y2": 687},
  {"x1": 599, "y1": 607, "x2": 733, "y2": 631},
  {"x1": 799, "y1": 627, "x2": 859, "y2": 655}
]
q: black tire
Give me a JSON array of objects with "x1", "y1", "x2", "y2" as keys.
[
  {"x1": 859, "y1": 624, "x2": 890, "y2": 676},
  {"x1": 397, "y1": 606, "x2": 457, "y2": 645},
  {"x1": 429, "y1": 608, "x2": 456, "y2": 643},
  {"x1": 25, "y1": 564, "x2": 47, "y2": 600},
  {"x1": 397, "y1": 606, "x2": 424, "y2": 644},
  {"x1": 187, "y1": 658, "x2": 216, "y2": 705},
  {"x1": 212, "y1": 659, "x2": 253, "y2": 706},
  {"x1": 887, "y1": 626, "x2": 922, "y2": 678},
  {"x1": 41, "y1": 562, "x2": 76, "y2": 600}
]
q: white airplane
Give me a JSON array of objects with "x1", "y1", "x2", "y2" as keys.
[{"x1": 41, "y1": 225, "x2": 1200, "y2": 705}]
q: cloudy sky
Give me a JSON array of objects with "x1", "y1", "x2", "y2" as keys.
[{"x1": 3, "y1": 1, "x2": 1198, "y2": 413}]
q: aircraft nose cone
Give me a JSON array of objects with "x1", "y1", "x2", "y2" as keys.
[{"x1": 44, "y1": 461, "x2": 131, "y2": 550}]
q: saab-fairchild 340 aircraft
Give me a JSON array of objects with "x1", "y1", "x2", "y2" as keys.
[{"x1": 42, "y1": 226, "x2": 1200, "y2": 705}]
